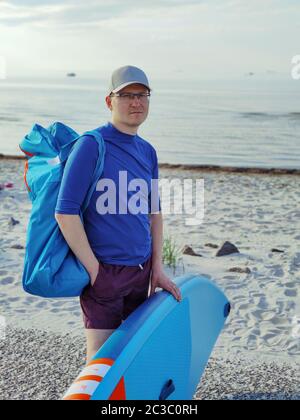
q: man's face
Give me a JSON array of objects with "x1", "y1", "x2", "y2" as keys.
[{"x1": 106, "y1": 83, "x2": 150, "y2": 129}]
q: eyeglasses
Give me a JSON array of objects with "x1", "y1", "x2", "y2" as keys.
[{"x1": 110, "y1": 92, "x2": 151, "y2": 102}]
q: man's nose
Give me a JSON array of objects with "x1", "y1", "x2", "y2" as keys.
[{"x1": 132, "y1": 96, "x2": 142, "y2": 105}]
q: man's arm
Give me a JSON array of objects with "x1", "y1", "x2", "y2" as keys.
[
  {"x1": 150, "y1": 212, "x2": 182, "y2": 302},
  {"x1": 55, "y1": 214, "x2": 99, "y2": 286},
  {"x1": 150, "y1": 212, "x2": 164, "y2": 271},
  {"x1": 54, "y1": 135, "x2": 101, "y2": 286}
]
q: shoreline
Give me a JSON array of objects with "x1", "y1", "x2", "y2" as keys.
[
  {"x1": 1, "y1": 153, "x2": 300, "y2": 176},
  {"x1": 0, "y1": 327, "x2": 299, "y2": 400},
  {"x1": 159, "y1": 163, "x2": 300, "y2": 176}
]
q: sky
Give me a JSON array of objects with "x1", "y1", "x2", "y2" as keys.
[{"x1": 0, "y1": 0, "x2": 299, "y2": 80}]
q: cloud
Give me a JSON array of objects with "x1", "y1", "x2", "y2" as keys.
[
  {"x1": 0, "y1": 1, "x2": 74, "y2": 26},
  {"x1": 0, "y1": 0, "x2": 207, "y2": 27},
  {"x1": 1, "y1": 0, "x2": 298, "y2": 30}
]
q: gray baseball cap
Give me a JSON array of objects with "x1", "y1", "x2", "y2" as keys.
[{"x1": 108, "y1": 65, "x2": 151, "y2": 95}]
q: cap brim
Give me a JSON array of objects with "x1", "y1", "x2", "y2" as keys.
[{"x1": 110, "y1": 81, "x2": 151, "y2": 95}]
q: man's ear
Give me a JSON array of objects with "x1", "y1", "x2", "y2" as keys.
[{"x1": 105, "y1": 96, "x2": 113, "y2": 111}]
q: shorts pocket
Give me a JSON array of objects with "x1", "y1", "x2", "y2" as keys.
[
  {"x1": 91, "y1": 262, "x2": 116, "y2": 298},
  {"x1": 90, "y1": 263, "x2": 101, "y2": 288}
]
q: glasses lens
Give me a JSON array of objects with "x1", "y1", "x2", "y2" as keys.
[{"x1": 118, "y1": 93, "x2": 150, "y2": 101}]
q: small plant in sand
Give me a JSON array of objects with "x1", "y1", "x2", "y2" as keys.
[{"x1": 163, "y1": 235, "x2": 183, "y2": 274}]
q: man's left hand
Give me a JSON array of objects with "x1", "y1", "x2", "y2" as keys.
[{"x1": 150, "y1": 267, "x2": 182, "y2": 302}]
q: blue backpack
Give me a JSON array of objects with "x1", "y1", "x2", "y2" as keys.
[{"x1": 19, "y1": 122, "x2": 106, "y2": 298}]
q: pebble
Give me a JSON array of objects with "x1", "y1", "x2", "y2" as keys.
[
  {"x1": 228, "y1": 267, "x2": 251, "y2": 274},
  {"x1": 216, "y1": 241, "x2": 240, "y2": 257},
  {"x1": 205, "y1": 243, "x2": 219, "y2": 249},
  {"x1": 182, "y1": 245, "x2": 202, "y2": 257},
  {"x1": 8, "y1": 217, "x2": 20, "y2": 227},
  {"x1": 10, "y1": 244, "x2": 24, "y2": 250}
]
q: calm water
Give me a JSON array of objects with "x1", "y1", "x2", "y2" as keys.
[{"x1": 0, "y1": 77, "x2": 300, "y2": 169}]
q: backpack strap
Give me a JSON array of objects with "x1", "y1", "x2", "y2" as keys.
[
  {"x1": 80, "y1": 130, "x2": 106, "y2": 215},
  {"x1": 83, "y1": 129, "x2": 104, "y2": 143}
]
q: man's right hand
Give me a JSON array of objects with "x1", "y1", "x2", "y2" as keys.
[
  {"x1": 55, "y1": 214, "x2": 102, "y2": 289},
  {"x1": 89, "y1": 261, "x2": 100, "y2": 287}
]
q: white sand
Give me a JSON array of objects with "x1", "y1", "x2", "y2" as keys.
[{"x1": 0, "y1": 159, "x2": 299, "y2": 399}]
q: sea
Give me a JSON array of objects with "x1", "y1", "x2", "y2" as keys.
[{"x1": 0, "y1": 76, "x2": 299, "y2": 169}]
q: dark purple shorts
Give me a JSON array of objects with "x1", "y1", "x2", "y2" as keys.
[{"x1": 80, "y1": 255, "x2": 152, "y2": 330}]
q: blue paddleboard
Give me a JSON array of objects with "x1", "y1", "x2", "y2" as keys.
[{"x1": 63, "y1": 274, "x2": 230, "y2": 400}]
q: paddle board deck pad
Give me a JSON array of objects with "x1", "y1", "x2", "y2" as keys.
[{"x1": 63, "y1": 274, "x2": 230, "y2": 400}]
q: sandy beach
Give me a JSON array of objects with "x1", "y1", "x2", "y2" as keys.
[{"x1": 0, "y1": 158, "x2": 299, "y2": 400}]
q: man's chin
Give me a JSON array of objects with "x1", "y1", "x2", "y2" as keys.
[{"x1": 126, "y1": 117, "x2": 145, "y2": 127}]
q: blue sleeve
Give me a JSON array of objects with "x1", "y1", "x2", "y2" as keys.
[
  {"x1": 149, "y1": 149, "x2": 161, "y2": 214},
  {"x1": 55, "y1": 136, "x2": 99, "y2": 215}
]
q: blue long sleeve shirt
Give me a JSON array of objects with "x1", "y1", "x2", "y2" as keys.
[{"x1": 55, "y1": 122, "x2": 161, "y2": 266}]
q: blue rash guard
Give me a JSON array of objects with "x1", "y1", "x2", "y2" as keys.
[{"x1": 55, "y1": 122, "x2": 161, "y2": 266}]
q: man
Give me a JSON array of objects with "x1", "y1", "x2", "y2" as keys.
[{"x1": 55, "y1": 65, "x2": 181, "y2": 364}]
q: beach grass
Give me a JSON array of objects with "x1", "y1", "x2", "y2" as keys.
[{"x1": 163, "y1": 235, "x2": 182, "y2": 273}]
